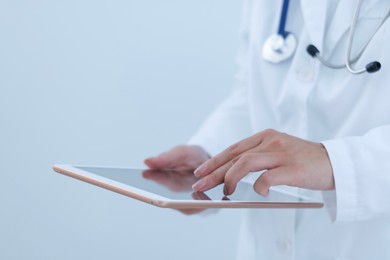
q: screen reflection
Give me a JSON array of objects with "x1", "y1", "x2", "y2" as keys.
[
  {"x1": 142, "y1": 169, "x2": 230, "y2": 201},
  {"x1": 75, "y1": 167, "x2": 310, "y2": 207},
  {"x1": 143, "y1": 169, "x2": 224, "y2": 215}
]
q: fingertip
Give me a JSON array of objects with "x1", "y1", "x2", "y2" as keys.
[
  {"x1": 223, "y1": 184, "x2": 235, "y2": 196},
  {"x1": 192, "y1": 178, "x2": 207, "y2": 192},
  {"x1": 144, "y1": 158, "x2": 151, "y2": 164},
  {"x1": 223, "y1": 185, "x2": 228, "y2": 196},
  {"x1": 254, "y1": 185, "x2": 269, "y2": 197},
  {"x1": 194, "y1": 163, "x2": 207, "y2": 177},
  {"x1": 144, "y1": 158, "x2": 155, "y2": 168},
  {"x1": 193, "y1": 170, "x2": 200, "y2": 177},
  {"x1": 253, "y1": 171, "x2": 274, "y2": 196},
  {"x1": 261, "y1": 189, "x2": 270, "y2": 197}
]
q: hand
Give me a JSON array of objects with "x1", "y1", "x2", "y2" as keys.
[
  {"x1": 192, "y1": 129, "x2": 335, "y2": 196},
  {"x1": 144, "y1": 145, "x2": 210, "y2": 171}
]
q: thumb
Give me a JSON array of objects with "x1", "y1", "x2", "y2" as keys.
[{"x1": 253, "y1": 167, "x2": 293, "y2": 196}]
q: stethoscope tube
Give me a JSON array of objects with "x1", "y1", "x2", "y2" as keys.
[
  {"x1": 306, "y1": 0, "x2": 390, "y2": 74},
  {"x1": 264, "y1": 0, "x2": 390, "y2": 74},
  {"x1": 307, "y1": 45, "x2": 381, "y2": 73},
  {"x1": 278, "y1": 0, "x2": 290, "y2": 38},
  {"x1": 262, "y1": 0, "x2": 297, "y2": 63}
]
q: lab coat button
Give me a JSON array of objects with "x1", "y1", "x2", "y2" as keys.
[
  {"x1": 276, "y1": 239, "x2": 292, "y2": 254},
  {"x1": 297, "y1": 68, "x2": 315, "y2": 82}
]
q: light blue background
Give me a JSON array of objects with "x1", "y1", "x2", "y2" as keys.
[{"x1": 0, "y1": 0, "x2": 244, "y2": 259}]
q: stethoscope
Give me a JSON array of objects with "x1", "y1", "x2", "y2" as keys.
[{"x1": 262, "y1": 0, "x2": 390, "y2": 74}]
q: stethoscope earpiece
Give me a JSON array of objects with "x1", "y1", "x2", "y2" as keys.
[
  {"x1": 306, "y1": 44, "x2": 320, "y2": 58},
  {"x1": 307, "y1": 44, "x2": 382, "y2": 74},
  {"x1": 366, "y1": 61, "x2": 381, "y2": 73}
]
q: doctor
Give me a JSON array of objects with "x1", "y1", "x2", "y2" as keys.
[{"x1": 145, "y1": 0, "x2": 390, "y2": 259}]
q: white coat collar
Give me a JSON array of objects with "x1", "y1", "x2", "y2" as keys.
[{"x1": 299, "y1": 0, "x2": 381, "y2": 55}]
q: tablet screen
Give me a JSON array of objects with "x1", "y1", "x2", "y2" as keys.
[{"x1": 75, "y1": 166, "x2": 304, "y2": 203}]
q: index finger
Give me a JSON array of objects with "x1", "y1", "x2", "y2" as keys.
[{"x1": 194, "y1": 131, "x2": 268, "y2": 177}]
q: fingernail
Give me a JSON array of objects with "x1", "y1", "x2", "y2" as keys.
[
  {"x1": 223, "y1": 185, "x2": 228, "y2": 196},
  {"x1": 194, "y1": 163, "x2": 206, "y2": 176},
  {"x1": 192, "y1": 178, "x2": 207, "y2": 191},
  {"x1": 260, "y1": 189, "x2": 269, "y2": 197}
]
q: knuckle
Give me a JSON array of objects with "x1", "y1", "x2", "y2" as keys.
[
  {"x1": 271, "y1": 136, "x2": 283, "y2": 145},
  {"x1": 267, "y1": 135, "x2": 286, "y2": 149},
  {"x1": 172, "y1": 145, "x2": 191, "y2": 160},
  {"x1": 234, "y1": 154, "x2": 252, "y2": 170},
  {"x1": 226, "y1": 143, "x2": 241, "y2": 157},
  {"x1": 243, "y1": 153, "x2": 257, "y2": 166},
  {"x1": 207, "y1": 172, "x2": 222, "y2": 185},
  {"x1": 263, "y1": 128, "x2": 277, "y2": 136},
  {"x1": 235, "y1": 153, "x2": 261, "y2": 172},
  {"x1": 174, "y1": 145, "x2": 189, "y2": 153},
  {"x1": 239, "y1": 154, "x2": 252, "y2": 164},
  {"x1": 231, "y1": 156, "x2": 241, "y2": 164}
]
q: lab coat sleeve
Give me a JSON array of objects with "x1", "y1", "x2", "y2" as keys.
[
  {"x1": 322, "y1": 125, "x2": 390, "y2": 222},
  {"x1": 187, "y1": 0, "x2": 252, "y2": 156}
]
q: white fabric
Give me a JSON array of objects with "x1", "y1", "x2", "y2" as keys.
[{"x1": 188, "y1": 0, "x2": 390, "y2": 259}]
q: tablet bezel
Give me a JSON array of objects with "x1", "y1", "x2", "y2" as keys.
[{"x1": 53, "y1": 164, "x2": 323, "y2": 209}]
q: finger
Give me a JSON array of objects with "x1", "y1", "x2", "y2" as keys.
[
  {"x1": 253, "y1": 167, "x2": 295, "y2": 196},
  {"x1": 192, "y1": 160, "x2": 233, "y2": 192},
  {"x1": 194, "y1": 130, "x2": 272, "y2": 176},
  {"x1": 144, "y1": 147, "x2": 187, "y2": 169},
  {"x1": 223, "y1": 152, "x2": 282, "y2": 195}
]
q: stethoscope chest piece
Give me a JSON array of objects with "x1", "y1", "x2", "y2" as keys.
[{"x1": 262, "y1": 33, "x2": 297, "y2": 63}]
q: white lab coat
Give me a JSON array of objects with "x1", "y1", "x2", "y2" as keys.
[{"x1": 189, "y1": 0, "x2": 390, "y2": 259}]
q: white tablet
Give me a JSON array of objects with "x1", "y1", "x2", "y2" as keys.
[{"x1": 53, "y1": 165, "x2": 323, "y2": 209}]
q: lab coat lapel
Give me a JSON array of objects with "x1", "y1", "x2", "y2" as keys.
[
  {"x1": 300, "y1": 0, "x2": 328, "y2": 51},
  {"x1": 323, "y1": 0, "x2": 380, "y2": 56}
]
